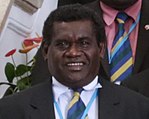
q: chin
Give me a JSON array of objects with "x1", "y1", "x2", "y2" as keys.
[{"x1": 101, "y1": 0, "x2": 138, "y2": 10}]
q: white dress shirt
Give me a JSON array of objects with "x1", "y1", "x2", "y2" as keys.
[{"x1": 52, "y1": 76, "x2": 102, "y2": 119}]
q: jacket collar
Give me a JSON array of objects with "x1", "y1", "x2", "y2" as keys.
[
  {"x1": 99, "y1": 78, "x2": 120, "y2": 119},
  {"x1": 28, "y1": 77, "x2": 121, "y2": 119},
  {"x1": 29, "y1": 80, "x2": 55, "y2": 119}
]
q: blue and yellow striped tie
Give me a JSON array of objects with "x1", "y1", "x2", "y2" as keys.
[
  {"x1": 67, "y1": 88, "x2": 88, "y2": 119},
  {"x1": 110, "y1": 12, "x2": 133, "y2": 82}
]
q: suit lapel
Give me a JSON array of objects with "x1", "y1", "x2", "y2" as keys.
[
  {"x1": 29, "y1": 80, "x2": 55, "y2": 119},
  {"x1": 98, "y1": 78, "x2": 121, "y2": 119},
  {"x1": 27, "y1": 77, "x2": 121, "y2": 119},
  {"x1": 100, "y1": 48, "x2": 110, "y2": 77},
  {"x1": 133, "y1": 0, "x2": 149, "y2": 73}
]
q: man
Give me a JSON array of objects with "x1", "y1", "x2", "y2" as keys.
[
  {"x1": 30, "y1": 0, "x2": 97, "y2": 85},
  {"x1": 85, "y1": 0, "x2": 149, "y2": 97},
  {"x1": 0, "y1": 4, "x2": 149, "y2": 119}
]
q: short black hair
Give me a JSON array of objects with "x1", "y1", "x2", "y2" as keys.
[{"x1": 42, "y1": 4, "x2": 106, "y2": 47}]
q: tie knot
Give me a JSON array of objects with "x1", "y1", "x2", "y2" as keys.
[
  {"x1": 73, "y1": 88, "x2": 83, "y2": 94},
  {"x1": 116, "y1": 12, "x2": 128, "y2": 24}
]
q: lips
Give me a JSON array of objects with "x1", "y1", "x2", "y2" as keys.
[
  {"x1": 66, "y1": 62, "x2": 84, "y2": 71},
  {"x1": 67, "y1": 62, "x2": 83, "y2": 66}
]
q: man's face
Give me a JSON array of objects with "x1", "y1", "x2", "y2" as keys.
[
  {"x1": 44, "y1": 20, "x2": 102, "y2": 88},
  {"x1": 100, "y1": 0, "x2": 138, "y2": 10}
]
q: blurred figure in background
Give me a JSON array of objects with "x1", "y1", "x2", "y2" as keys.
[{"x1": 85, "y1": 0, "x2": 149, "y2": 97}]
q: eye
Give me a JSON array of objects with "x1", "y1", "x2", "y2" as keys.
[
  {"x1": 55, "y1": 40, "x2": 70, "y2": 49},
  {"x1": 79, "y1": 39, "x2": 90, "y2": 48}
]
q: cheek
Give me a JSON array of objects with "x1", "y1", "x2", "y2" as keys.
[
  {"x1": 92, "y1": 54, "x2": 100, "y2": 67},
  {"x1": 84, "y1": 50, "x2": 101, "y2": 76},
  {"x1": 92, "y1": 51, "x2": 101, "y2": 66},
  {"x1": 47, "y1": 50, "x2": 63, "y2": 73},
  {"x1": 46, "y1": 50, "x2": 56, "y2": 71}
]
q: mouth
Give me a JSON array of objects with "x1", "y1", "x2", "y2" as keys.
[{"x1": 66, "y1": 62, "x2": 85, "y2": 71}]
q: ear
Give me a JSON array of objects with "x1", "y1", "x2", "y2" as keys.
[
  {"x1": 41, "y1": 41, "x2": 49, "y2": 61},
  {"x1": 99, "y1": 42, "x2": 106, "y2": 58}
]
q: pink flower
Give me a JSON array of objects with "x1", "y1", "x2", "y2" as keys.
[
  {"x1": 32, "y1": 37, "x2": 42, "y2": 43},
  {"x1": 22, "y1": 37, "x2": 42, "y2": 48},
  {"x1": 23, "y1": 40, "x2": 34, "y2": 48},
  {"x1": 5, "y1": 49, "x2": 16, "y2": 57}
]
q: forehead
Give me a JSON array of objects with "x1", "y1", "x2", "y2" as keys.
[{"x1": 52, "y1": 20, "x2": 94, "y2": 36}]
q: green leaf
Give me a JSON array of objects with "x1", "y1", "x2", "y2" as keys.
[
  {"x1": 27, "y1": 66, "x2": 32, "y2": 71},
  {"x1": 16, "y1": 64, "x2": 31, "y2": 76},
  {"x1": 17, "y1": 77, "x2": 31, "y2": 91},
  {"x1": 5, "y1": 62, "x2": 15, "y2": 83}
]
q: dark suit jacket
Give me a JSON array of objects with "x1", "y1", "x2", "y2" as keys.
[
  {"x1": 121, "y1": 69, "x2": 149, "y2": 97},
  {"x1": 0, "y1": 78, "x2": 149, "y2": 119},
  {"x1": 85, "y1": 0, "x2": 149, "y2": 97}
]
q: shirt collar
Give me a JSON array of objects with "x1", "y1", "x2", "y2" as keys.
[
  {"x1": 100, "y1": 0, "x2": 142, "y2": 26},
  {"x1": 83, "y1": 76, "x2": 102, "y2": 91},
  {"x1": 52, "y1": 76, "x2": 102, "y2": 101},
  {"x1": 52, "y1": 77, "x2": 70, "y2": 102},
  {"x1": 125, "y1": 0, "x2": 142, "y2": 22}
]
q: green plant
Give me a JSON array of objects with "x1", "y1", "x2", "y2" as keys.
[{"x1": 0, "y1": 36, "x2": 42, "y2": 96}]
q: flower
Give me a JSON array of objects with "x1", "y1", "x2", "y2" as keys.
[
  {"x1": 22, "y1": 40, "x2": 34, "y2": 47},
  {"x1": 5, "y1": 49, "x2": 16, "y2": 57},
  {"x1": 0, "y1": 35, "x2": 42, "y2": 96},
  {"x1": 19, "y1": 44, "x2": 39, "y2": 53},
  {"x1": 22, "y1": 37, "x2": 42, "y2": 48}
]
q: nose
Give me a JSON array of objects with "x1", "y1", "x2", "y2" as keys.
[{"x1": 65, "y1": 44, "x2": 82, "y2": 58}]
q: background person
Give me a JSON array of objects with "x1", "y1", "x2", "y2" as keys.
[{"x1": 85, "y1": 0, "x2": 149, "y2": 97}]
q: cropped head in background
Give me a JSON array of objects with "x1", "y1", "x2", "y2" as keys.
[
  {"x1": 58, "y1": 0, "x2": 96, "y2": 6},
  {"x1": 100, "y1": 0, "x2": 138, "y2": 10}
]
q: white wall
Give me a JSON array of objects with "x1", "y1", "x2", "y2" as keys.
[{"x1": 0, "y1": 0, "x2": 58, "y2": 98}]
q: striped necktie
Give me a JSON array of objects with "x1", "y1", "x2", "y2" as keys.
[
  {"x1": 67, "y1": 88, "x2": 88, "y2": 119},
  {"x1": 110, "y1": 12, "x2": 133, "y2": 82}
]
